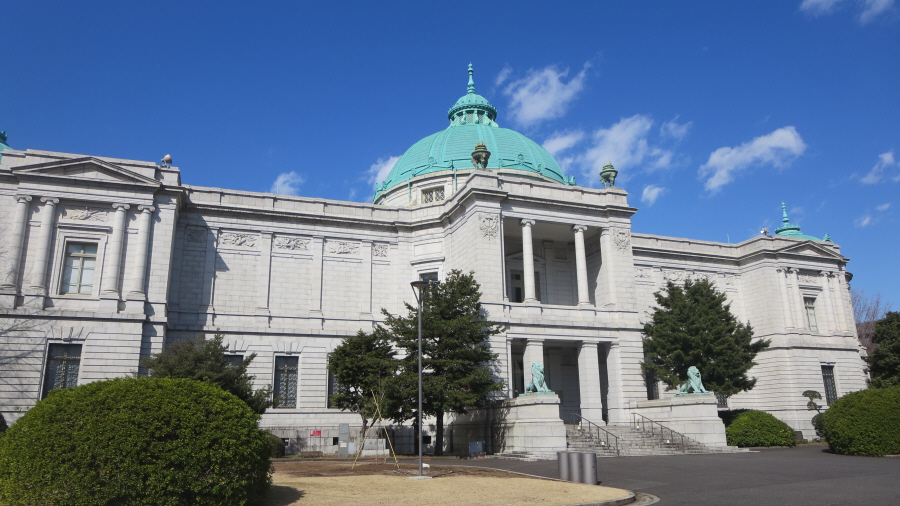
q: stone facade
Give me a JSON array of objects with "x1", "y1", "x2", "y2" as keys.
[{"x1": 0, "y1": 144, "x2": 867, "y2": 443}]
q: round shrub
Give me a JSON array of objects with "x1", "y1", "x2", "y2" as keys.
[
  {"x1": 267, "y1": 432, "x2": 287, "y2": 458},
  {"x1": 811, "y1": 412, "x2": 825, "y2": 438},
  {"x1": 725, "y1": 410, "x2": 796, "y2": 447},
  {"x1": 822, "y1": 386, "x2": 900, "y2": 456},
  {"x1": 0, "y1": 377, "x2": 272, "y2": 506}
]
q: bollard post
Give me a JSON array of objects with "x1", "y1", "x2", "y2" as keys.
[
  {"x1": 567, "y1": 451, "x2": 581, "y2": 483},
  {"x1": 557, "y1": 451, "x2": 569, "y2": 481},
  {"x1": 580, "y1": 451, "x2": 596, "y2": 484}
]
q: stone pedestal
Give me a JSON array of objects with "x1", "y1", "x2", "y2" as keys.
[
  {"x1": 631, "y1": 394, "x2": 727, "y2": 447},
  {"x1": 499, "y1": 393, "x2": 567, "y2": 458}
]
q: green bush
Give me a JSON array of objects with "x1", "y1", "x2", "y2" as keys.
[
  {"x1": 717, "y1": 409, "x2": 751, "y2": 428},
  {"x1": 822, "y1": 387, "x2": 900, "y2": 456},
  {"x1": 0, "y1": 377, "x2": 272, "y2": 505},
  {"x1": 725, "y1": 410, "x2": 796, "y2": 447},
  {"x1": 267, "y1": 432, "x2": 287, "y2": 458},
  {"x1": 811, "y1": 412, "x2": 825, "y2": 438},
  {"x1": 0, "y1": 414, "x2": 7, "y2": 436}
]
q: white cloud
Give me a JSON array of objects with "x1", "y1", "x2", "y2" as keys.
[
  {"x1": 860, "y1": 151, "x2": 897, "y2": 184},
  {"x1": 367, "y1": 155, "x2": 400, "y2": 186},
  {"x1": 876, "y1": 202, "x2": 891, "y2": 211},
  {"x1": 855, "y1": 215, "x2": 873, "y2": 227},
  {"x1": 699, "y1": 126, "x2": 807, "y2": 193},
  {"x1": 494, "y1": 65, "x2": 513, "y2": 86},
  {"x1": 542, "y1": 131, "x2": 586, "y2": 156},
  {"x1": 800, "y1": 0, "x2": 845, "y2": 15},
  {"x1": 860, "y1": 0, "x2": 895, "y2": 23},
  {"x1": 503, "y1": 63, "x2": 590, "y2": 127},
  {"x1": 642, "y1": 185, "x2": 667, "y2": 206},
  {"x1": 581, "y1": 115, "x2": 676, "y2": 178},
  {"x1": 348, "y1": 188, "x2": 357, "y2": 201},
  {"x1": 660, "y1": 117, "x2": 693, "y2": 141},
  {"x1": 270, "y1": 171, "x2": 305, "y2": 196}
]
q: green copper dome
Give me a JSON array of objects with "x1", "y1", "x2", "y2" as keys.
[
  {"x1": 775, "y1": 202, "x2": 827, "y2": 241},
  {"x1": 373, "y1": 65, "x2": 575, "y2": 203}
]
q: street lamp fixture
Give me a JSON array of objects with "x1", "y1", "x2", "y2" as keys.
[{"x1": 410, "y1": 280, "x2": 429, "y2": 478}]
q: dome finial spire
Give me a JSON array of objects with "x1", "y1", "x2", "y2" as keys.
[
  {"x1": 467, "y1": 63, "x2": 476, "y2": 95},
  {"x1": 781, "y1": 202, "x2": 789, "y2": 225}
]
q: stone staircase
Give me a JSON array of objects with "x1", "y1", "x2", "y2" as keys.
[{"x1": 566, "y1": 424, "x2": 746, "y2": 457}]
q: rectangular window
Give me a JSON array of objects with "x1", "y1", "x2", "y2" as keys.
[
  {"x1": 421, "y1": 187, "x2": 445, "y2": 204},
  {"x1": 805, "y1": 298, "x2": 818, "y2": 332},
  {"x1": 223, "y1": 354, "x2": 243, "y2": 368},
  {"x1": 60, "y1": 243, "x2": 98, "y2": 295},
  {"x1": 327, "y1": 368, "x2": 341, "y2": 408},
  {"x1": 420, "y1": 272, "x2": 438, "y2": 283},
  {"x1": 714, "y1": 392, "x2": 729, "y2": 409},
  {"x1": 273, "y1": 356, "x2": 299, "y2": 408},
  {"x1": 645, "y1": 371, "x2": 660, "y2": 400},
  {"x1": 42, "y1": 344, "x2": 82, "y2": 398},
  {"x1": 509, "y1": 270, "x2": 540, "y2": 303},
  {"x1": 821, "y1": 365, "x2": 837, "y2": 405}
]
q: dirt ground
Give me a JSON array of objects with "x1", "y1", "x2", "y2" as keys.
[{"x1": 261, "y1": 460, "x2": 632, "y2": 506}]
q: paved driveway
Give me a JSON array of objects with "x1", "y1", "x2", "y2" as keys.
[{"x1": 434, "y1": 446, "x2": 900, "y2": 505}]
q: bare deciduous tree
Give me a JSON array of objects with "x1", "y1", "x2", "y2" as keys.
[{"x1": 852, "y1": 289, "x2": 892, "y2": 356}]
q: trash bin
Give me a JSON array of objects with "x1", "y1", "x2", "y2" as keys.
[
  {"x1": 580, "y1": 451, "x2": 596, "y2": 485},
  {"x1": 567, "y1": 451, "x2": 581, "y2": 483},
  {"x1": 557, "y1": 451, "x2": 569, "y2": 481}
]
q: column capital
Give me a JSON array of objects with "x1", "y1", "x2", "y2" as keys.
[
  {"x1": 579, "y1": 340, "x2": 599, "y2": 349},
  {"x1": 112, "y1": 203, "x2": 131, "y2": 211},
  {"x1": 572, "y1": 224, "x2": 588, "y2": 233},
  {"x1": 137, "y1": 205, "x2": 155, "y2": 213},
  {"x1": 520, "y1": 219, "x2": 535, "y2": 227},
  {"x1": 525, "y1": 337, "x2": 545, "y2": 344},
  {"x1": 40, "y1": 197, "x2": 59, "y2": 205},
  {"x1": 15, "y1": 195, "x2": 33, "y2": 204}
]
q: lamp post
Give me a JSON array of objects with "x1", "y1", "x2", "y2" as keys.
[{"x1": 410, "y1": 280, "x2": 429, "y2": 477}]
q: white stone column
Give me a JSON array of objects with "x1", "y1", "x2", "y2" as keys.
[
  {"x1": 520, "y1": 220, "x2": 537, "y2": 303},
  {"x1": 100, "y1": 203, "x2": 130, "y2": 299},
  {"x1": 360, "y1": 240, "x2": 373, "y2": 318},
  {"x1": 573, "y1": 225, "x2": 591, "y2": 307},
  {"x1": 1, "y1": 195, "x2": 32, "y2": 292},
  {"x1": 506, "y1": 337, "x2": 515, "y2": 398},
  {"x1": 257, "y1": 231, "x2": 273, "y2": 313},
  {"x1": 790, "y1": 268, "x2": 806, "y2": 331},
  {"x1": 309, "y1": 236, "x2": 324, "y2": 315},
  {"x1": 776, "y1": 267, "x2": 794, "y2": 329},
  {"x1": 26, "y1": 197, "x2": 59, "y2": 295},
  {"x1": 604, "y1": 343, "x2": 626, "y2": 424},
  {"x1": 833, "y1": 271, "x2": 850, "y2": 333},
  {"x1": 817, "y1": 271, "x2": 834, "y2": 334},
  {"x1": 200, "y1": 227, "x2": 218, "y2": 316},
  {"x1": 522, "y1": 338, "x2": 544, "y2": 390},
  {"x1": 599, "y1": 227, "x2": 617, "y2": 307},
  {"x1": 577, "y1": 341, "x2": 604, "y2": 422},
  {"x1": 126, "y1": 205, "x2": 155, "y2": 300}
]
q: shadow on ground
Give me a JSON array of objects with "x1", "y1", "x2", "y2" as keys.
[{"x1": 258, "y1": 485, "x2": 304, "y2": 505}]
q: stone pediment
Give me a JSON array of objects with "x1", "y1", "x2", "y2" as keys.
[
  {"x1": 13, "y1": 157, "x2": 160, "y2": 187},
  {"x1": 778, "y1": 242, "x2": 843, "y2": 260}
]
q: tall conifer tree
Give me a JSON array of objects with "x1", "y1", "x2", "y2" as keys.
[
  {"x1": 642, "y1": 279, "x2": 769, "y2": 398},
  {"x1": 867, "y1": 311, "x2": 900, "y2": 388},
  {"x1": 327, "y1": 327, "x2": 397, "y2": 432}
]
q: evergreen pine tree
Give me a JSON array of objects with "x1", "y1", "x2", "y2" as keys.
[
  {"x1": 382, "y1": 270, "x2": 503, "y2": 456},
  {"x1": 326, "y1": 327, "x2": 397, "y2": 432},
  {"x1": 867, "y1": 311, "x2": 900, "y2": 388},
  {"x1": 641, "y1": 279, "x2": 769, "y2": 398},
  {"x1": 141, "y1": 330, "x2": 272, "y2": 414}
]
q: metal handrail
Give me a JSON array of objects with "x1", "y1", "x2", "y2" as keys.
[
  {"x1": 570, "y1": 413, "x2": 620, "y2": 456},
  {"x1": 631, "y1": 412, "x2": 694, "y2": 453}
]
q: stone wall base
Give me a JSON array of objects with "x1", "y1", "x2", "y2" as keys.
[{"x1": 630, "y1": 394, "x2": 727, "y2": 447}]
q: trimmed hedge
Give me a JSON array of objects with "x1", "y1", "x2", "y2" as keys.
[
  {"x1": 725, "y1": 410, "x2": 796, "y2": 447},
  {"x1": 717, "y1": 409, "x2": 751, "y2": 428},
  {"x1": 822, "y1": 387, "x2": 900, "y2": 456},
  {"x1": 0, "y1": 377, "x2": 272, "y2": 506}
]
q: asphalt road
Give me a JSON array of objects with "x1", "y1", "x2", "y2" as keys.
[{"x1": 428, "y1": 446, "x2": 900, "y2": 506}]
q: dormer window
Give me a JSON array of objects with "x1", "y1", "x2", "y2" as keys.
[{"x1": 422, "y1": 187, "x2": 445, "y2": 204}]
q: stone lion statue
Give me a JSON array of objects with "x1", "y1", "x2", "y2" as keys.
[
  {"x1": 679, "y1": 366, "x2": 709, "y2": 394},
  {"x1": 525, "y1": 362, "x2": 551, "y2": 394}
]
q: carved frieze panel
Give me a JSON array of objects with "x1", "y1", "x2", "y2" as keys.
[
  {"x1": 479, "y1": 213, "x2": 500, "y2": 238},
  {"x1": 663, "y1": 269, "x2": 686, "y2": 283},
  {"x1": 274, "y1": 236, "x2": 310, "y2": 251},
  {"x1": 373, "y1": 244, "x2": 389, "y2": 258},
  {"x1": 220, "y1": 232, "x2": 258, "y2": 248},
  {"x1": 798, "y1": 272, "x2": 820, "y2": 284},
  {"x1": 612, "y1": 227, "x2": 631, "y2": 251},
  {"x1": 327, "y1": 240, "x2": 359, "y2": 255},
  {"x1": 185, "y1": 226, "x2": 206, "y2": 244},
  {"x1": 60, "y1": 205, "x2": 109, "y2": 222},
  {"x1": 635, "y1": 266, "x2": 653, "y2": 282},
  {"x1": 722, "y1": 274, "x2": 736, "y2": 286}
]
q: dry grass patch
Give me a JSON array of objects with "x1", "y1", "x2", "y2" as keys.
[{"x1": 262, "y1": 461, "x2": 631, "y2": 506}]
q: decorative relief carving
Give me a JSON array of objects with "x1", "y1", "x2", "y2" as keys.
[
  {"x1": 61, "y1": 205, "x2": 108, "y2": 222},
  {"x1": 612, "y1": 227, "x2": 631, "y2": 250},
  {"x1": 693, "y1": 272, "x2": 715, "y2": 283},
  {"x1": 373, "y1": 244, "x2": 388, "y2": 258},
  {"x1": 274, "y1": 236, "x2": 310, "y2": 251},
  {"x1": 185, "y1": 226, "x2": 206, "y2": 244},
  {"x1": 798, "y1": 272, "x2": 820, "y2": 284},
  {"x1": 723, "y1": 274, "x2": 736, "y2": 286},
  {"x1": 635, "y1": 267, "x2": 653, "y2": 282},
  {"x1": 327, "y1": 241, "x2": 359, "y2": 255},
  {"x1": 479, "y1": 213, "x2": 500, "y2": 238},
  {"x1": 220, "y1": 232, "x2": 258, "y2": 248},
  {"x1": 663, "y1": 270, "x2": 686, "y2": 283}
]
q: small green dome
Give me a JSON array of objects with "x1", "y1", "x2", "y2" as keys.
[
  {"x1": 374, "y1": 65, "x2": 574, "y2": 203},
  {"x1": 775, "y1": 202, "x2": 825, "y2": 241}
]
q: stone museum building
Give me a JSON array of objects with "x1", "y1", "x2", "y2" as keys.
[{"x1": 0, "y1": 67, "x2": 867, "y2": 448}]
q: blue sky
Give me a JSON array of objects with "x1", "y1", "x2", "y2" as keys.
[{"x1": 2, "y1": 1, "x2": 898, "y2": 307}]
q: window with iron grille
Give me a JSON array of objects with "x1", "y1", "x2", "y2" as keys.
[
  {"x1": 715, "y1": 392, "x2": 729, "y2": 408},
  {"x1": 645, "y1": 371, "x2": 660, "y2": 400},
  {"x1": 42, "y1": 344, "x2": 82, "y2": 398},
  {"x1": 821, "y1": 365, "x2": 837, "y2": 405},
  {"x1": 60, "y1": 243, "x2": 98, "y2": 295},
  {"x1": 326, "y1": 367, "x2": 342, "y2": 408},
  {"x1": 421, "y1": 187, "x2": 444, "y2": 204},
  {"x1": 805, "y1": 298, "x2": 819, "y2": 332},
  {"x1": 273, "y1": 356, "x2": 299, "y2": 408},
  {"x1": 223, "y1": 354, "x2": 243, "y2": 368}
]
